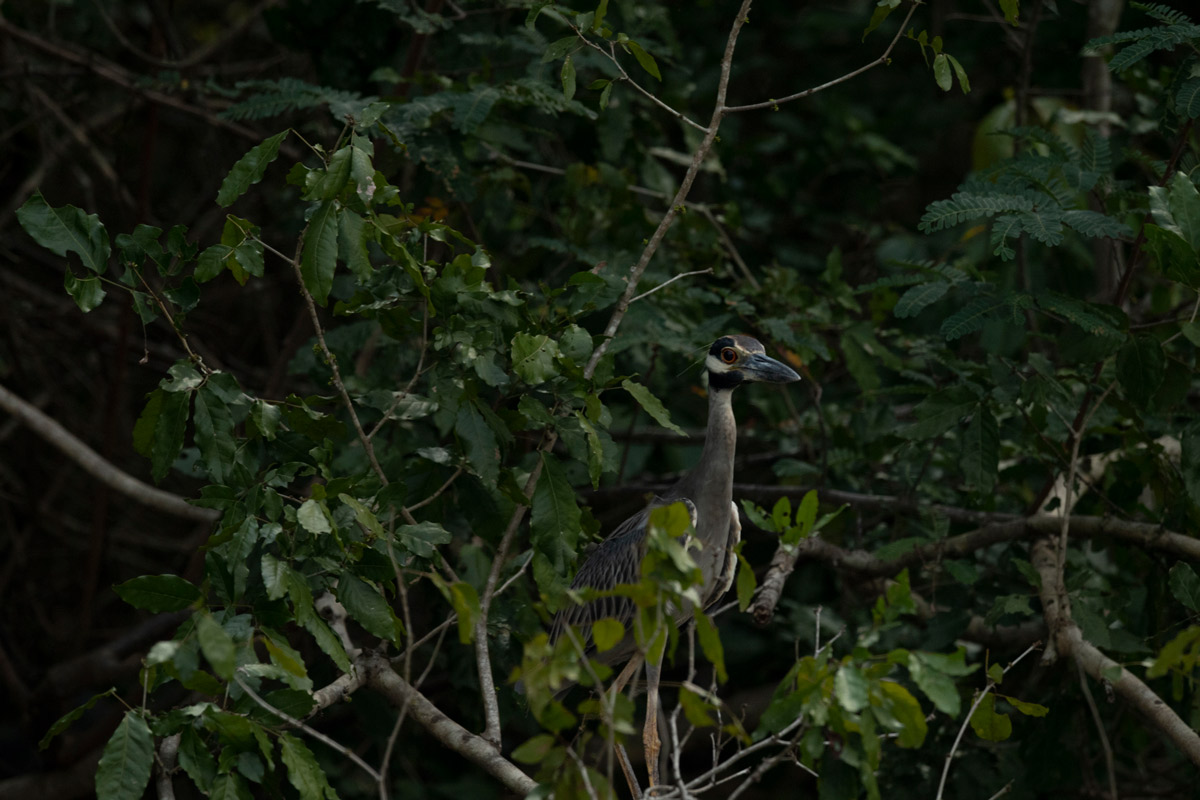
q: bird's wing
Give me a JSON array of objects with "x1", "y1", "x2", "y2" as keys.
[{"x1": 548, "y1": 506, "x2": 650, "y2": 652}]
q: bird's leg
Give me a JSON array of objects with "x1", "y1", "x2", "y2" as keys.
[{"x1": 643, "y1": 633, "x2": 668, "y2": 793}]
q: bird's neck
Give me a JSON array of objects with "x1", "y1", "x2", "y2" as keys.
[{"x1": 674, "y1": 387, "x2": 737, "y2": 508}]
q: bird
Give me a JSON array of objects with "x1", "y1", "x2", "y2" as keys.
[{"x1": 548, "y1": 334, "x2": 800, "y2": 791}]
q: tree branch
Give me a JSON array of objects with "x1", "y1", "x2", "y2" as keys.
[
  {"x1": 362, "y1": 653, "x2": 537, "y2": 795},
  {"x1": 0, "y1": 382, "x2": 218, "y2": 523},
  {"x1": 723, "y1": 2, "x2": 919, "y2": 114}
]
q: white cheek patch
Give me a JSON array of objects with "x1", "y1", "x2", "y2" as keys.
[{"x1": 706, "y1": 354, "x2": 731, "y2": 373}]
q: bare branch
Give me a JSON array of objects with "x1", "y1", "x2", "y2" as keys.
[
  {"x1": 723, "y1": 2, "x2": 919, "y2": 114},
  {"x1": 154, "y1": 734, "x2": 180, "y2": 800},
  {"x1": 630, "y1": 269, "x2": 714, "y2": 304},
  {"x1": 362, "y1": 653, "x2": 537, "y2": 795},
  {"x1": 0, "y1": 382, "x2": 218, "y2": 523}
]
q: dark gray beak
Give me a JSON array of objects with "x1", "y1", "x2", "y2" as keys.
[{"x1": 742, "y1": 352, "x2": 801, "y2": 384}]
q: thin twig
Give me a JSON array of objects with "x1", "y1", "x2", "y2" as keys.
[
  {"x1": 723, "y1": 2, "x2": 919, "y2": 113},
  {"x1": 630, "y1": 269, "x2": 714, "y2": 304},
  {"x1": 234, "y1": 671, "x2": 383, "y2": 783},
  {"x1": 1076, "y1": 659, "x2": 1118, "y2": 800}
]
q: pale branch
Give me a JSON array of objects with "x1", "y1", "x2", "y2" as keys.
[
  {"x1": 0, "y1": 382, "x2": 218, "y2": 523},
  {"x1": 723, "y1": 1, "x2": 919, "y2": 114},
  {"x1": 935, "y1": 640, "x2": 1041, "y2": 800},
  {"x1": 311, "y1": 665, "x2": 368, "y2": 713},
  {"x1": 475, "y1": 432, "x2": 556, "y2": 748},
  {"x1": 1032, "y1": 537, "x2": 1200, "y2": 766},
  {"x1": 630, "y1": 268, "x2": 714, "y2": 304},
  {"x1": 582, "y1": 0, "x2": 754, "y2": 382},
  {"x1": 154, "y1": 734, "x2": 180, "y2": 800},
  {"x1": 362, "y1": 653, "x2": 537, "y2": 796}
]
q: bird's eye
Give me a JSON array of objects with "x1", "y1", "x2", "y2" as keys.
[{"x1": 720, "y1": 348, "x2": 737, "y2": 364}]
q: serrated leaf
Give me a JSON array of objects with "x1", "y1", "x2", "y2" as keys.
[
  {"x1": 455, "y1": 401, "x2": 499, "y2": 485},
  {"x1": 591, "y1": 618, "x2": 625, "y2": 653},
  {"x1": 17, "y1": 191, "x2": 110, "y2": 274},
  {"x1": 338, "y1": 573, "x2": 399, "y2": 643},
  {"x1": 194, "y1": 385, "x2": 237, "y2": 485},
  {"x1": 279, "y1": 733, "x2": 337, "y2": 800},
  {"x1": 178, "y1": 725, "x2": 217, "y2": 793},
  {"x1": 95, "y1": 711, "x2": 154, "y2": 800},
  {"x1": 301, "y1": 200, "x2": 338, "y2": 305},
  {"x1": 1169, "y1": 563, "x2": 1200, "y2": 612},
  {"x1": 622, "y1": 378, "x2": 685, "y2": 435},
  {"x1": 217, "y1": 131, "x2": 288, "y2": 207},
  {"x1": 530, "y1": 452, "x2": 581, "y2": 599},
  {"x1": 113, "y1": 574, "x2": 203, "y2": 612},
  {"x1": 196, "y1": 613, "x2": 236, "y2": 680}
]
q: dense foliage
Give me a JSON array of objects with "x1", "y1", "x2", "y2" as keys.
[{"x1": 4, "y1": 1, "x2": 1200, "y2": 799}]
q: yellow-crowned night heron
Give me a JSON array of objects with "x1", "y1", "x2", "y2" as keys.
[{"x1": 550, "y1": 334, "x2": 800, "y2": 790}]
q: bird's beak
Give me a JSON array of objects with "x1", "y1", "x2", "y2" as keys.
[{"x1": 742, "y1": 352, "x2": 801, "y2": 384}]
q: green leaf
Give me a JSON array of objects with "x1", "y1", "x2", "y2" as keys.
[
  {"x1": 541, "y1": 36, "x2": 577, "y2": 63},
  {"x1": 95, "y1": 711, "x2": 154, "y2": 800},
  {"x1": 591, "y1": 618, "x2": 625, "y2": 653},
  {"x1": 894, "y1": 281, "x2": 949, "y2": 318},
  {"x1": 897, "y1": 388, "x2": 976, "y2": 440},
  {"x1": 194, "y1": 385, "x2": 237, "y2": 484},
  {"x1": 561, "y1": 56, "x2": 576, "y2": 101},
  {"x1": 39, "y1": 688, "x2": 115, "y2": 750},
  {"x1": 999, "y1": 0, "x2": 1019, "y2": 24},
  {"x1": 448, "y1": 580, "x2": 481, "y2": 644},
  {"x1": 63, "y1": 272, "x2": 107, "y2": 312},
  {"x1": 694, "y1": 611, "x2": 727, "y2": 683},
  {"x1": 455, "y1": 401, "x2": 500, "y2": 485},
  {"x1": 622, "y1": 378, "x2": 685, "y2": 435},
  {"x1": 530, "y1": 452, "x2": 582, "y2": 599},
  {"x1": 862, "y1": 4, "x2": 896, "y2": 40},
  {"x1": 217, "y1": 131, "x2": 288, "y2": 207},
  {"x1": 1150, "y1": 172, "x2": 1200, "y2": 254},
  {"x1": 209, "y1": 773, "x2": 253, "y2": 800},
  {"x1": 526, "y1": 1, "x2": 553, "y2": 29},
  {"x1": 301, "y1": 200, "x2": 339, "y2": 305},
  {"x1": 512, "y1": 733, "x2": 558, "y2": 765},
  {"x1": 876, "y1": 681, "x2": 927, "y2": 748},
  {"x1": 338, "y1": 573, "x2": 399, "y2": 643},
  {"x1": 1169, "y1": 563, "x2": 1200, "y2": 612},
  {"x1": 1177, "y1": 76, "x2": 1200, "y2": 119},
  {"x1": 279, "y1": 733, "x2": 337, "y2": 800},
  {"x1": 932, "y1": 53, "x2": 952, "y2": 91},
  {"x1": 297, "y1": 499, "x2": 332, "y2": 534},
  {"x1": 17, "y1": 191, "x2": 110, "y2": 274},
  {"x1": 262, "y1": 554, "x2": 289, "y2": 601},
  {"x1": 960, "y1": 406, "x2": 999, "y2": 493},
  {"x1": 397, "y1": 521, "x2": 452, "y2": 558},
  {"x1": 625, "y1": 40, "x2": 661, "y2": 80},
  {"x1": 735, "y1": 552, "x2": 755, "y2": 612},
  {"x1": 113, "y1": 574, "x2": 202, "y2": 612},
  {"x1": 196, "y1": 613, "x2": 237, "y2": 681},
  {"x1": 511, "y1": 332, "x2": 561, "y2": 384},
  {"x1": 835, "y1": 664, "x2": 869, "y2": 712},
  {"x1": 1003, "y1": 695, "x2": 1048, "y2": 717},
  {"x1": 782, "y1": 489, "x2": 819, "y2": 546},
  {"x1": 946, "y1": 53, "x2": 971, "y2": 93},
  {"x1": 1116, "y1": 335, "x2": 1164, "y2": 409},
  {"x1": 338, "y1": 209, "x2": 372, "y2": 281},
  {"x1": 178, "y1": 725, "x2": 217, "y2": 793},
  {"x1": 908, "y1": 655, "x2": 962, "y2": 717},
  {"x1": 969, "y1": 692, "x2": 1012, "y2": 741},
  {"x1": 678, "y1": 686, "x2": 718, "y2": 727}
]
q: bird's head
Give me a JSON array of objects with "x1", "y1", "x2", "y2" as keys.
[{"x1": 705, "y1": 335, "x2": 801, "y2": 391}]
